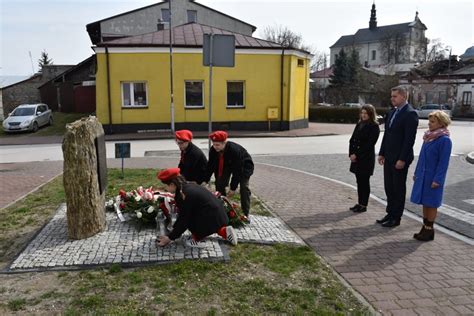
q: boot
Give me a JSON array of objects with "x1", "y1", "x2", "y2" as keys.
[
  {"x1": 413, "y1": 218, "x2": 428, "y2": 239},
  {"x1": 414, "y1": 220, "x2": 434, "y2": 241}
]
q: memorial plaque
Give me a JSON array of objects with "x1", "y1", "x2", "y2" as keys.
[{"x1": 95, "y1": 134, "x2": 107, "y2": 194}]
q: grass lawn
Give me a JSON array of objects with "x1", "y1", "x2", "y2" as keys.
[
  {"x1": 0, "y1": 169, "x2": 371, "y2": 315},
  {"x1": 0, "y1": 112, "x2": 92, "y2": 137}
]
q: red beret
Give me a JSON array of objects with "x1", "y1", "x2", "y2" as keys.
[
  {"x1": 209, "y1": 130, "x2": 228, "y2": 142},
  {"x1": 157, "y1": 168, "x2": 181, "y2": 183},
  {"x1": 175, "y1": 130, "x2": 193, "y2": 142}
]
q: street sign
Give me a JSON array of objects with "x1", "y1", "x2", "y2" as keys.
[
  {"x1": 115, "y1": 143, "x2": 131, "y2": 178},
  {"x1": 203, "y1": 34, "x2": 235, "y2": 67}
]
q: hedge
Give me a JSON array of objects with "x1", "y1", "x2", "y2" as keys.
[{"x1": 309, "y1": 106, "x2": 390, "y2": 124}]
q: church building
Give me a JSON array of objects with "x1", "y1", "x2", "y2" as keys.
[{"x1": 330, "y1": 3, "x2": 428, "y2": 73}]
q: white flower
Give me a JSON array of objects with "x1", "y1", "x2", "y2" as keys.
[
  {"x1": 135, "y1": 195, "x2": 142, "y2": 202},
  {"x1": 144, "y1": 191, "x2": 153, "y2": 200},
  {"x1": 147, "y1": 206, "x2": 155, "y2": 213},
  {"x1": 136, "y1": 211, "x2": 143, "y2": 218}
]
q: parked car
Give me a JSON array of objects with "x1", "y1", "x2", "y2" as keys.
[
  {"x1": 340, "y1": 102, "x2": 363, "y2": 108},
  {"x1": 2, "y1": 103, "x2": 53, "y2": 133},
  {"x1": 416, "y1": 104, "x2": 452, "y2": 119}
]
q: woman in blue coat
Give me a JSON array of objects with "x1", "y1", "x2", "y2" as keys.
[{"x1": 410, "y1": 110, "x2": 452, "y2": 241}]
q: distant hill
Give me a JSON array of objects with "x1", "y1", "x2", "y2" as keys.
[{"x1": 0, "y1": 75, "x2": 31, "y2": 88}]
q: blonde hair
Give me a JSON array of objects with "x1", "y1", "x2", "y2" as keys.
[{"x1": 428, "y1": 110, "x2": 451, "y2": 127}]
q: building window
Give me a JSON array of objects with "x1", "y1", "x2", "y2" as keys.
[
  {"x1": 122, "y1": 82, "x2": 147, "y2": 107},
  {"x1": 462, "y1": 91, "x2": 472, "y2": 106},
  {"x1": 185, "y1": 81, "x2": 204, "y2": 108},
  {"x1": 227, "y1": 81, "x2": 244, "y2": 108},
  {"x1": 371, "y1": 50, "x2": 376, "y2": 60},
  {"x1": 297, "y1": 59, "x2": 304, "y2": 67},
  {"x1": 187, "y1": 10, "x2": 197, "y2": 23},
  {"x1": 161, "y1": 8, "x2": 170, "y2": 23}
]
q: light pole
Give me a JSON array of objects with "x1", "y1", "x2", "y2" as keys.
[{"x1": 444, "y1": 47, "x2": 452, "y2": 108}]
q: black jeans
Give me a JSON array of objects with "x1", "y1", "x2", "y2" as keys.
[
  {"x1": 215, "y1": 175, "x2": 251, "y2": 216},
  {"x1": 383, "y1": 162, "x2": 409, "y2": 220},
  {"x1": 355, "y1": 173, "x2": 371, "y2": 206}
]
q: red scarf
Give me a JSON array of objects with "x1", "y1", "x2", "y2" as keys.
[
  {"x1": 218, "y1": 152, "x2": 224, "y2": 177},
  {"x1": 423, "y1": 128, "x2": 450, "y2": 143}
]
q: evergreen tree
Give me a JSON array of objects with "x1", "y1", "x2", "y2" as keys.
[
  {"x1": 38, "y1": 50, "x2": 53, "y2": 72},
  {"x1": 329, "y1": 49, "x2": 351, "y2": 87},
  {"x1": 348, "y1": 49, "x2": 361, "y2": 85}
]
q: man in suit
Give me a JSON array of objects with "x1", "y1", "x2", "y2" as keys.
[{"x1": 377, "y1": 86, "x2": 419, "y2": 227}]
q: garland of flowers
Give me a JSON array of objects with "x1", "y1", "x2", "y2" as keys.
[
  {"x1": 112, "y1": 186, "x2": 177, "y2": 226},
  {"x1": 110, "y1": 186, "x2": 247, "y2": 229},
  {"x1": 214, "y1": 192, "x2": 248, "y2": 228}
]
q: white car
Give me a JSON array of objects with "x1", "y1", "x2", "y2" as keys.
[
  {"x1": 416, "y1": 104, "x2": 452, "y2": 119},
  {"x1": 2, "y1": 103, "x2": 53, "y2": 133}
]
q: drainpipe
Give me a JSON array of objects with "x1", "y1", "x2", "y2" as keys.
[
  {"x1": 105, "y1": 45, "x2": 113, "y2": 134},
  {"x1": 280, "y1": 48, "x2": 285, "y2": 131}
]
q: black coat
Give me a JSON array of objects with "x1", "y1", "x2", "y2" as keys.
[
  {"x1": 206, "y1": 141, "x2": 254, "y2": 191},
  {"x1": 379, "y1": 104, "x2": 419, "y2": 165},
  {"x1": 169, "y1": 183, "x2": 228, "y2": 240},
  {"x1": 349, "y1": 121, "x2": 380, "y2": 175},
  {"x1": 178, "y1": 142, "x2": 208, "y2": 184}
]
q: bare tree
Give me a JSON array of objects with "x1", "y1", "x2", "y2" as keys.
[
  {"x1": 261, "y1": 24, "x2": 303, "y2": 49},
  {"x1": 379, "y1": 31, "x2": 408, "y2": 64},
  {"x1": 426, "y1": 38, "x2": 450, "y2": 62},
  {"x1": 261, "y1": 24, "x2": 328, "y2": 72}
]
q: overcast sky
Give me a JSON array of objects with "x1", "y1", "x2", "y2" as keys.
[{"x1": 1, "y1": 0, "x2": 472, "y2": 75}]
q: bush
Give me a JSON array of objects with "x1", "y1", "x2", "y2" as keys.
[{"x1": 309, "y1": 107, "x2": 390, "y2": 124}]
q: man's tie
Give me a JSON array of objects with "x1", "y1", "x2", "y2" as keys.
[{"x1": 389, "y1": 108, "x2": 399, "y2": 128}]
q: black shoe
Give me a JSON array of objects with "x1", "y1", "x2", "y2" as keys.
[
  {"x1": 349, "y1": 204, "x2": 360, "y2": 211},
  {"x1": 414, "y1": 226, "x2": 434, "y2": 241},
  {"x1": 353, "y1": 206, "x2": 367, "y2": 213},
  {"x1": 376, "y1": 214, "x2": 391, "y2": 224},
  {"x1": 382, "y1": 219, "x2": 401, "y2": 227}
]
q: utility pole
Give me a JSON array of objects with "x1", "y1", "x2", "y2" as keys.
[{"x1": 168, "y1": 0, "x2": 175, "y2": 132}]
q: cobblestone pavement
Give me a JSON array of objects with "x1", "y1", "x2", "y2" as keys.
[
  {"x1": 0, "y1": 161, "x2": 63, "y2": 209},
  {"x1": 252, "y1": 163, "x2": 474, "y2": 315},
  {"x1": 7, "y1": 203, "x2": 302, "y2": 272},
  {"x1": 254, "y1": 154, "x2": 474, "y2": 239}
]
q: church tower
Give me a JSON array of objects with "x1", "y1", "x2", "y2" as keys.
[{"x1": 369, "y1": 2, "x2": 377, "y2": 30}]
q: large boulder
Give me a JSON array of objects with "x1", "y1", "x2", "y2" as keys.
[{"x1": 62, "y1": 116, "x2": 107, "y2": 239}]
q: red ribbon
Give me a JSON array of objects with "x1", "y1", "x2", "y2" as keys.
[{"x1": 218, "y1": 152, "x2": 224, "y2": 177}]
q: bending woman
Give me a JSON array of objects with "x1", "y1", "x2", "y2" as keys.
[{"x1": 156, "y1": 168, "x2": 238, "y2": 248}]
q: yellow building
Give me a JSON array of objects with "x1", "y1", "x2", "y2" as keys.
[{"x1": 93, "y1": 23, "x2": 311, "y2": 133}]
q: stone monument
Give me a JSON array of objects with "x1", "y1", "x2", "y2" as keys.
[{"x1": 62, "y1": 116, "x2": 107, "y2": 239}]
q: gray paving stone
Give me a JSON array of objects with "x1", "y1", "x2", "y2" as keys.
[{"x1": 8, "y1": 203, "x2": 302, "y2": 272}]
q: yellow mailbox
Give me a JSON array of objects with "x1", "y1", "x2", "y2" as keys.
[{"x1": 267, "y1": 107, "x2": 278, "y2": 120}]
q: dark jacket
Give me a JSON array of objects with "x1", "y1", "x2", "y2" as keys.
[
  {"x1": 379, "y1": 104, "x2": 419, "y2": 165},
  {"x1": 178, "y1": 142, "x2": 208, "y2": 184},
  {"x1": 169, "y1": 183, "x2": 228, "y2": 240},
  {"x1": 206, "y1": 141, "x2": 254, "y2": 191},
  {"x1": 349, "y1": 121, "x2": 380, "y2": 175}
]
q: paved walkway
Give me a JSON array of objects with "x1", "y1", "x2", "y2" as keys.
[{"x1": 253, "y1": 163, "x2": 474, "y2": 315}]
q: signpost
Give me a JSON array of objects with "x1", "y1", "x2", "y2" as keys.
[
  {"x1": 115, "y1": 143, "x2": 131, "y2": 178},
  {"x1": 203, "y1": 34, "x2": 235, "y2": 148}
]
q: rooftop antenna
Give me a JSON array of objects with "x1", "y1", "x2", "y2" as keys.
[{"x1": 28, "y1": 51, "x2": 35, "y2": 74}]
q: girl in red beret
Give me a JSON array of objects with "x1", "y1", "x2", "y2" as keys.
[
  {"x1": 156, "y1": 168, "x2": 238, "y2": 248},
  {"x1": 204, "y1": 131, "x2": 254, "y2": 222},
  {"x1": 175, "y1": 130, "x2": 208, "y2": 184}
]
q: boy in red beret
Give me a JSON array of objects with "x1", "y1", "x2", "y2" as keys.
[
  {"x1": 156, "y1": 168, "x2": 238, "y2": 248},
  {"x1": 175, "y1": 130, "x2": 208, "y2": 184},
  {"x1": 204, "y1": 131, "x2": 254, "y2": 221}
]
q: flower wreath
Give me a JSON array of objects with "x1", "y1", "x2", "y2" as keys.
[{"x1": 214, "y1": 192, "x2": 248, "y2": 228}]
